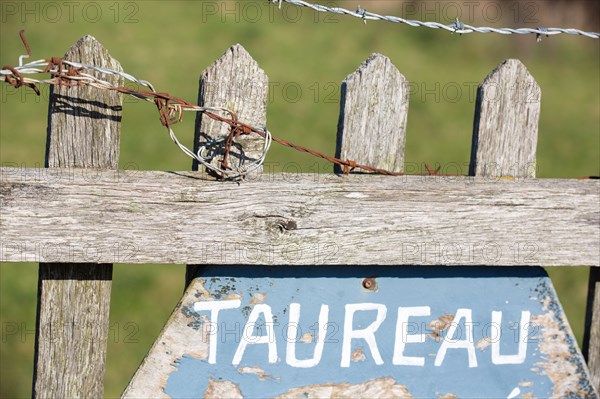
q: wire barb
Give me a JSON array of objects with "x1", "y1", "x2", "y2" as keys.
[
  {"x1": 356, "y1": 6, "x2": 367, "y2": 25},
  {"x1": 536, "y1": 26, "x2": 549, "y2": 43},
  {"x1": 18, "y1": 30, "x2": 32, "y2": 67},
  {"x1": 452, "y1": 17, "x2": 465, "y2": 35}
]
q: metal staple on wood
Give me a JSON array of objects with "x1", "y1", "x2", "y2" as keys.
[
  {"x1": 1, "y1": 31, "x2": 455, "y2": 180},
  {"x1": 271, "y1": 0, "x2": 600, "y2": 39}
]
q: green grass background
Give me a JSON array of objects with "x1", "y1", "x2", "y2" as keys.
[{"x1": 1, "y1": 1, "x2": 598, "y2": 397}]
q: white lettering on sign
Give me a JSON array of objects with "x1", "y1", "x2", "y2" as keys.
[
  {"x1": 492, "y1": 310, "x2": 530, "y2": 365},
  {"x1": 232, "y1": 304, "x2": 278, "y2": 365},
  {"x1": 341, "y1": 303, "x2": 387, "y2": 367},
  {"x1": 193, "y1": 299, "x2": 241, "y2": 364},
  {"x1": 393, "y1": 306, "x2": 431, "y2": 366},
  {"x1": 192, "y1": 301, "x2": 532, "y2": 369},
  {"x1": 286, "y1": 303, "x2": 329, "y2": 368},
  {"x1": 434, "y1": 309, "x2": 478, "y2": 368}
]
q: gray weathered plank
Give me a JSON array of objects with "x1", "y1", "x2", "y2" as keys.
[
  {"x1": 469, "y1": 59, "x2": 540, "y2": 178},
  {"x1": 335, "y1": 53, "x2": 408, "y2": 173},
  {"x1": 188, "y1": 44, "x2": 269, "y2": 286},
  {"x1": 584, "y1": 267, "x2": 600, "y2": 392},
  {"x1": 193, "y1": 43, "x2": 269, "y2": 175},
  {"x1": 35, "y1": 263, "x2": 112, "y2": 395},
  {"x1": 470, "y1": 59, "x2": 597, "y2": 395},
  {"x1": 33, "y1": 36, "x2": 122, "y2": 398},
  {"x1": 1, "y1": 168, "x2": 598, "y2": 266},
  {"x1": 45, "y1": 37, "x2": 123, "y2": 169},
  {"x1": 470, "y1": 58, "x2": 539, "y2": 179}
]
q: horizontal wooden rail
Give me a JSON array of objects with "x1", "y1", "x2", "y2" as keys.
[{"x1": 1, "y1": 167, "x2": 598, "y2": 266}]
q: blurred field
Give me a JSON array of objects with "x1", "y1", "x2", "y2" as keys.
[{"x1": 1, "y1": 1, "x2": 598, "y2": 397}]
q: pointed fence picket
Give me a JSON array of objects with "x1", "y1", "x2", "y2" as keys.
[
  {"x1": 0, "y1": 38, "x2": 598, "y2": 397},
  {"x1": 33, "y1": 36, "x2": 122, "y2": 399},
  {"x1": 186, "y1": 44, "x2": 270, "y2": 288},
  {"x1": 335, "y1": 53, "x2": 408, "y2": 174}
]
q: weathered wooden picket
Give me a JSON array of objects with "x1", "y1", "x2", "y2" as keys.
[{"x1": 0, "y1": 36, "x2": 599, "y2": 398}]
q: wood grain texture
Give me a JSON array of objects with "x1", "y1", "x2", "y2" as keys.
[
  {"x1": 45, "y1": 36, "x2": 123, "y2": 169},
  {"x1": 34, "y1": 264, "x2": 112, "y2": 397},
  {"x1": 1, "y1": 168, "x2": 597, "y2": 266},
  {"x1": 188, "y1": 44, "x2": 269, "y2": 286},
  {"x1": 584, "y1": 267, "x2": 600, "y2": 393},
  {"x1": 470, "y1": 58, "x2": 539, "y2": 180},
  {"x1": 122, "y1": 276, "x2": 211, "y2": 398},
  {"x1": 469, "y1": 59, "x2": 598, "y2": 392},
  {"x1": 193, "y1": 44, "x2": 269, "y2": 174},
  {"x1": 33, "y1": 36, "x2": 122, "y2": 399},
  {"x1": 335, "y1": 54, "x2": 408, "y2": 173},
  {"x1": 469, "y1": 59, "x2": 540, "y2": 178}
]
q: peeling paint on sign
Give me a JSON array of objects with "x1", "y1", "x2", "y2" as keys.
[
  {"x1": 249, "y1": 292, "x2": 267, "y2": 305},
  {"x1": 273, "y1": 377, "x2": 414, "y2": 398},
  {"x1": 300, "y1": 332, "x2": 313, "y2": 344},
  {"x1": 428, "y1": 314, "x2": 454, "y2": 341},
  {"x1": 204, "y1": 378, "x2": 242, "y2": 399},
  {"x1": 237, "y1": 366, "x2": 275, "y2": 381},
  {"x1": 123, "y1": 267, "x2": 597, "y2": 399},
  {"x1": 476, "y1": 336, "x2": 493, "y2": 350},
  {"x1": 438, "y1": 394, "x2": 459, "y2": 399},
  {"x1": 351, "y1": 348, "x2": 366, "y2": 363},
  {"x1": 530, "y1": 280, "x2": 596, "y2": 399}
]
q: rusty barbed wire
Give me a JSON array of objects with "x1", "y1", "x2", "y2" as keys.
[{"x1": 1, "y1": 31, "x2": 457, "y2": 180}]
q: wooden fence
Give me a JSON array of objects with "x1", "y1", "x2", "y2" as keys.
[{"x1": 0, "y1": 36, "x2": 599, "y2": 398}]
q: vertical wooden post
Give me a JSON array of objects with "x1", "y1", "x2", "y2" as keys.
[
  {"x1": 33, "y1": 36, "x2": 123, "y2": 398},
  {"x1": 470, "y1": 58, "x2": 592, "y2": 392},
  {"x1": 335, "y1": 53, "x2": 408, "y2": 173},
  {"x1": 469, "y1": 59, "x2": 540, "y2": 178},
  {"x1": 584, "y1": 267, "x2": 600, "y2": 392},
  {"x1": 471, "y1": 59, "x2": 598, "y2": 395},
  {"x1": 186, "y1": 44, "x2": 269, "y2": 287}
]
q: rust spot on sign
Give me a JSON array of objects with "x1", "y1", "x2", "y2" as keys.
[{"x1": 362, "y1": 277, "x2": 378, "y2": 291}]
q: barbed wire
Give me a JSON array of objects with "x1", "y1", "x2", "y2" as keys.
[
  {"x1": 1, "y1": 55, "x2": 268, "y2": 179},
  {"x1": 271, "y1": 0, "x2": 599, "y2": 40},
  {"x1": 3, "y1": 31, "x2": 446, "y2": 180}
]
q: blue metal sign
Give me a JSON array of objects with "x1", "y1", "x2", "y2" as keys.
[{"x1": 124, "y1": 267, "x2": 596, "y2": 398}]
